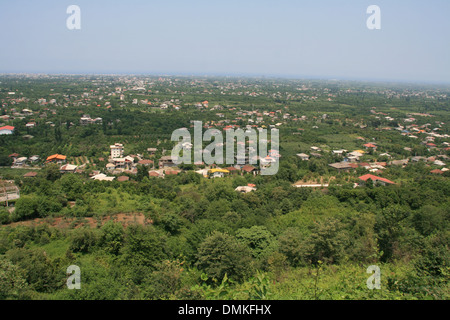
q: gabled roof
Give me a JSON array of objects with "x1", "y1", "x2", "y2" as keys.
[
  {"x1": 241, "y1": 165, "x2": 256, "y2": 172},
  {"x1": 149, "y1": 171, "x2": 162, "y2": 177},
  {"x1": 138, "y1": 159, "x2": 154, "y2": 165},
  {"x1": 210, "y1": 168, "x2": 230, "y2": 174},
  {"x1": 328, "y1": 162, "x2": 353, "y2": 169},
  {"x1": 23, "y1": 171, "x2": 38, "y2": 177},
  {"x1": 165, "y1": 170, "x2": 180, "y2": 175},
  {"x1": 358, "y1": 174, "x2": 395, "y2": 185},
  {"x1": 46, "y1": 154, "x2": 67, "y2": 161},
  {"x1": 0, "y1": 125, "x2": 15, "y2": 131}
]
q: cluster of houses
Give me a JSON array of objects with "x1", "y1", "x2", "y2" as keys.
[
  {"x1": 295, "y1": 136, "x2": 448, "y2": 187},
  {"x1": 8, "y1": 153, "x2": 40, "y2": 167}
]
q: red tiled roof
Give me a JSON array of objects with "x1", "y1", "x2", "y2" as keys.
[
  {"x1": 23, "y1": 171, "x2": 38, "y2": 177},
  {"x1": 0, "y1": 125, "x2": 15, "y2": 131},
  {"x1": 165, "y1": 170, "x2": 180, "y2": 175},
  {"x1": 359, "y1": 162, "x2": 370, "y2": 167},
  {"x1": 242, "y1": 165, "x2": 256, "y2": 172},
  {"x1": 358, "y1": 174, "x2": 395, "y2": 185},
  {"x1": 149, "y1": 171, "x2": 160, "y2": 177},
  {"x1": 138, "y1": 159, "x2": 154, "y2": 165}
]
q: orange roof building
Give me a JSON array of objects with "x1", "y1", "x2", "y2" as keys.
[
  {"x1": 46, "y1": 154, "x2": 67, "y2": 162},
  {"x1": 358, "y1": 174, "x2": 395, "y2": 186}
]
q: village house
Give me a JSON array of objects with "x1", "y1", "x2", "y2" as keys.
[
  {"x1": 358, "y1": 174, "x2": 395, "y2": 187},
  {"x1": 332, "y1": 149, "x2": 347, "y2": 156},
  {"x1": 363, "y1": 143, "x2": 377, "y2": 150},
  {"x1": 225, "y1": 166, "x2": 240, "y2": 174},
  {"x1": 379, "y1": 153, "x2": 392, "y2": 158},
  {"x1": 235, "y1": 184, "x2": 257, "y2": 193},
  {"x1": 209, "y1": 168, "x2": 230, "y2": 178},
  {"x1": 80, "y1": 115, "x2": 102, "y2": 125},
  {"x1": 411, "y1": 156, "x2": 426, "y2": 163},
  {"x1": 0, "y1": 125, "x2": 15, "y2": 135},
  {"x1": 149, "y1": 170, "x2": 164, "y2": 178},
  {"x1": 46, "y1": 154, "x2": 67, "y2": 164},
  {"x1": 389, "y1": 159, "x2": 409, "y2": 167},
  {"x1": 110, "y1": 143, "x2": 124, "y2": 159},
  {"x1": 29, "y1": 155, "x2": 40, "y2": 163},
  {"x1": 297, "y1": 153, "x2": 310, "y2": 161},
  {"x1": 165, "y1": 170, "x2": 181, "y2": 176},
  {"x1": 328, "y1": 162, "x2": 353, "y2": 172},
  {"x1": 110, "y1": 156, "x2": 135, "y2": 170},
  {"x1": 91, "y1": 173, "x2": 115, "y2": 181},
  {"x1": 60, "y1": 164, "x2": 78, "y2": 173},
  {"x1": 159, "y1": 155, "x2": 177, "y2": 168},
  {"x1": 23, "y1": 171, "x2": 38, "y2": 178},
  {"x1": 147, "y1": 148, "x2": 158, "y2": 156},
  {"x1": 346, "y1": 151, "x2": 364, "y2": 162},
  {"x1": 434, "y1": 160, "x2": 446, "y2": 166},
  {"x1": 13, "y1": 157, "x2": 28, "y2": 167},
  {"x1": 22, "y1": 109, "x2": 33, "y2": 116},
  {"x1": 138, "y1": 159, "x2": 154, "y2": 167},
  {"x1": 241, "y1": 164, "x2": 258, "y2": 175}
]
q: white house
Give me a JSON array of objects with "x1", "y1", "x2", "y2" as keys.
[
  {"x1": 235, "y1": 185, "x2": 257, "y2": 193},
  {"x1": 91, "y1": 173, "x2": 115, "y2": 181},
  {"x1": 110, "y1": 143, "x2": 124, "y2": 159},
  {"x1": 0, "y1": 125, "x2": 14, "y2": 135},
  {"x1": 14, "y1": 157, "x2": 28, "y2": 166},
  {"x1": 60, "y1": 164, "x2": 78, "y2": 173},
  {"x1": 296, "y1": 153, "x2": 310, "y2": 161}
]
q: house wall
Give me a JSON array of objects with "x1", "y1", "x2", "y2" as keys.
[{"x1": 0, "y1": 129, "x2": 13, "y2": 135}]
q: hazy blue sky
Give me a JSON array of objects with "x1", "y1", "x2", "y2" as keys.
[{"x1": 0, "y1": 0, "x2": 449, "y2": 83}]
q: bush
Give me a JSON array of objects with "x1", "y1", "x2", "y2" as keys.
[
  {"x1": 195, "y1": 231, "x2": 254, "y2": 283},
  {"x1": 0, "y1": 208, "x2": 11, "y2": 225},
  {"x1": 69, "y1": 228, "x2": 99, "y2": 253}
]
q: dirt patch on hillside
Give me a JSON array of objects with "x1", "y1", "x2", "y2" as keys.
[{"x1": 2, "y1": 212, "x2": 151, "y2": 229}]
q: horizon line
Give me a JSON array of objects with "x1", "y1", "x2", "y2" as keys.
[{"x1": 0, "y1": 71, "x2": 449, "y2": 87}]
